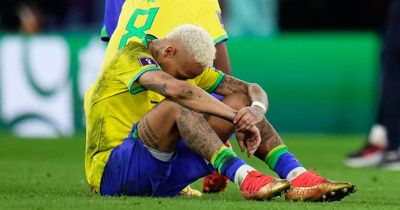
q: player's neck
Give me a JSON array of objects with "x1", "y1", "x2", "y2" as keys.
[{"x1": 160, "y1": 63, "x2": 185, "y2": 80}]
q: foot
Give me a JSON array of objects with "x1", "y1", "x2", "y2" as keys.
[
  {"x1": 378, "y1": 151, "x2": 400, "y2": 170},
  {"x1": 346, "y1": 143, "x2": 385, "y2": 168},
  {"x1": 202, "y1": 140, "x2": 231, "y2": 193},
  {"x1": 203, "y1": 171, "x2": 229, "y2": 193},
  {"x1": 240, "y1": 171, "x2": 290, "y2": 200},
  {"x1": 286, "y1": 170, "x2": 356, "y2": 202},
  {"x1": 180, "y1": 185, "x2": 202, "y2": 197}
]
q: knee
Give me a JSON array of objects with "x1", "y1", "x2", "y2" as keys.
[
  {"x1": 161, "y1": 99, "x2": 194, "y2": 119},
  {"x1": 221, "y1": 93, "x2": 251, "y2": 110},
  {"x1": 160, "y1": 99, "x2": 184, "y2": 114}
]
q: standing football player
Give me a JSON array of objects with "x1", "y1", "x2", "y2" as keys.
[{"x1": 346, "y1": 0, "x2": 400, "y2": 170}]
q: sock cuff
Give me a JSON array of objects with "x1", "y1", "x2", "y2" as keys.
[
  {"x1": 265, "y1": 145, "x2": 288, "y2": 170},
  {"x1": 211, "y1": 146, "x2": 237, "y2": 174},
  {"x1": 234, "y1": 164, "x2": 255, "y2": 186}
]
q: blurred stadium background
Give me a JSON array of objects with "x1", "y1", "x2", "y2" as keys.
[
  {"x1": 1, "y1": 1, "x2": 398, "y2": 209},
  {"x1": 0, "y1": 0, "x2": 388, "y2": 136}
]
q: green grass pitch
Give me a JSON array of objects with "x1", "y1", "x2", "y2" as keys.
[{"x1": 1, "y1": 133, "x2": 399, "y2": 210}]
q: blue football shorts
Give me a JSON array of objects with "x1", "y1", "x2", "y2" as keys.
[
  {"x1": 211, "y1": 92, "x2": 223, "y2": 100},
  {"x1": 100, "y1": 123, "x2": 215, "y2": 197}
]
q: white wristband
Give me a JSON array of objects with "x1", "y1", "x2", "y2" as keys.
[{"x1": 251, "y1": 101, "x2": 266, "y2": 113}]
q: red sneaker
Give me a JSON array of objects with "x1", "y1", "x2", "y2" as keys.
[
  {"x1": 346, "y1": 143, "x2": 385, "y2": 167},
  {"x1": 286, "y1": 170, "x2": 356, "y2": 202},
  {"x1": 240, "y1": 171, "x2": 290, "y2": 200},
  {"x1": 203, "y1": 171, "x2": 229, "y2": 193},
  {"x1": 202, "y1": 140, "x2": 232, "y2": 193}
]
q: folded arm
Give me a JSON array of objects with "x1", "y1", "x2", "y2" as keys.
[
  {"x1": 214, "y1": 74, "x2": 268, "y2": 131},
  {"x1": 138, "y1": 70, "x2": 237, "y2": 122},
  {"x1": 139, "y1": 70, "x2": 266, "y2": 157}
]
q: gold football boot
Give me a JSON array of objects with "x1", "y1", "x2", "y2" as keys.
[
  {"x1": 179, "y1": 185, "x2": 203, "y2": 197},
  {"x1": 286, "y1": 170, "x2": 356, "y2": 202},
  {"x1": 240, "y1": 171, "x2": 291, "y2": 200}
]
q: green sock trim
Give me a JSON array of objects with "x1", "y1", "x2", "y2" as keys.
[
  {"x1": 264, "y1": 145, "x2": 288, "y2": 170},
  {"x1": 131, "y1": 128, "x2": 139, "y2": 139},
  {"x1": 211, "y1": 146, "x2": 237, "y2": 174}
]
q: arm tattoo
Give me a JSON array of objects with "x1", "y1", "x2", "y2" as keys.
[
  {"x1": 217, "y1": 75, "x2": 248, "y2": 95},
  {"x1": 141, "y1": 74, "x2": 174, "y2": 96},
  {"x1": 181, "y1": 89, "x2": 194, "y2": 98},
  {"x1": 145, "y1": 82, "x2": 167, "y2": 95}
]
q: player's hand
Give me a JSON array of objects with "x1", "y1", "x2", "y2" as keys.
[
  {"x1": 233, "y1": 106, "x2": 265, "y2": 132},
  {"x1": 236, "y1": 125, "x2": 261, "y2": 158}
]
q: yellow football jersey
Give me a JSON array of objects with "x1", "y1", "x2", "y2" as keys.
[
  {"x1": 84, "y1": 41, "x2": 225, "y2": 192},
  {"x1": 103, "y1": 0, "x2": 228, "y2": 67}
]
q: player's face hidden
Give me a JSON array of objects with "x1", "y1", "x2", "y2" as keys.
[
  {"x1": 151, "y1": 39, "x2": 204, "y2": 80},
  {"x1": 170, "y1": 40, "x2": 204, "y2": 79}
]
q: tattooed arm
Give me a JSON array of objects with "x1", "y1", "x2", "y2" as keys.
[
  {"x1": 214, "y1": 75, "x2": 268, "y2": 131},
  {"x1": 138, "y1": 70, "x2": 238, "y2": 122}
]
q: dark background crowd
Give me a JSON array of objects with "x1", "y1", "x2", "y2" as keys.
[{"x1": 0, "y1": 0, "x2": 391, "y2": 33}]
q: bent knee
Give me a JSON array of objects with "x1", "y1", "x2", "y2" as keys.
[
  {"x1": 158, "y1": 99, "x2": 184, "y2": 113},
  {"x1": 157, "y1": 99, "x2": 196, "y2": 119},
  {"x1": 221, "y1": 93, "x2": 251, "y2": 110}
]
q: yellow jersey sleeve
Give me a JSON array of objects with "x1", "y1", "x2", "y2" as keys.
[
  {"x1": 194, "y1": 0, "x2": 228, "y2": 44},
  {"x1": 114, "y1": 42, "x2": 161, "y2": 94},
  {"x1": 190, "y1": 66, "x2": 225, "y2": 92}
]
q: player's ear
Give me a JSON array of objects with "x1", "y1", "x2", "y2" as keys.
[{"x1": 163, "y1": 46, "x2": 176, "y2": 58}]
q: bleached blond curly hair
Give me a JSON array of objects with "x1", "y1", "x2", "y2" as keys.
[{"x1": 166, "y1": 24, "x2": 216, "y2": 67}]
